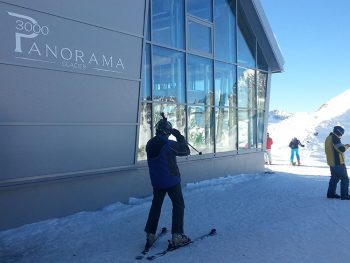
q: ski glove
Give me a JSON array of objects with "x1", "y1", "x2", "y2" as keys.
[{"x1": 171, "y1": 128, "x2": 182, "y2": 139}]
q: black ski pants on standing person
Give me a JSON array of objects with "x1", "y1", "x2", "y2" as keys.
[
  {"x1": 145, "y1": 183, "x2": 184, "y2": 235},
  {"x1": 327, "y1": 164, "x2": 349, "y2": 198}
]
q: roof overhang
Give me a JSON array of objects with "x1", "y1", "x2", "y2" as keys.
[{"x1": 240, "y1": 0, "x2": 285, "y2": 73}]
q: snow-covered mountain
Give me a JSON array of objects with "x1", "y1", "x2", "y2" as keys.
[
  {"x1": 268, "y1": 109, "x2": 293, "y2": 123},
  {"x1": 268, "y1": 88, "x2": 350, "y2": 164}
]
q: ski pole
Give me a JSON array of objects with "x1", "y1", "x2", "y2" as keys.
[{"x1": 187, "y1": 142, "x2": 202, "y2": 155}]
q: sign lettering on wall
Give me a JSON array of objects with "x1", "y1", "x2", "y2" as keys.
[{"x1": 0, "y1": 4, "x2": 143, "y2": 79}]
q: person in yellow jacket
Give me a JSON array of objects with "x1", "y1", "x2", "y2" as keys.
[{"x1": 325, "y1": 126, "x2": 350, "y2": 200}]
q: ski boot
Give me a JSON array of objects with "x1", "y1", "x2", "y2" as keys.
[
  {"x1": 171, "y1": 233, "x2": 191, "y2": 247},
  {"x1": 145, "y1": 233, "x2": 156, "y2": 249}
]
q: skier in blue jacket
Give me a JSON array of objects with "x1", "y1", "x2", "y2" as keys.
[
  {"x1": 289, "y1": 137, "x2": 305, "y2": 165},
  {"x1": 144, "y1": 113, "x2": 191, "y2": 248}
]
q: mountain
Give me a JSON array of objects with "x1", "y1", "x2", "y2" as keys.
[
  {"x1": 268, "y1": 88, "x2": 350, "y2": 164},
  {"x1": 268, "y1": 109, "x2": 293, "y2": 123}
]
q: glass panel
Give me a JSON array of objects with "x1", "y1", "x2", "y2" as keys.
[
  {"x1": 188, "y1": 21, "x2": 212, "y2": 54},
  {"x1": 146, "y1": 0, "x2": 151, "y2": 40},
  {"x1": 257, "y1": 43, "x2": 268, "y2": 71},
  {"x1": 153, "y1": 46, "x2": 185, "y2": 103},
  {"x1": 249, "y1": 110, "x2": 257, "y2": 148},
  {"x1": 237, "y1": 67, "x2": 255, "y2": 108},
  {"x1": 187, "y1": 55, "x2": 213, "y2": 105},
  {"x1": 138, "y1": 102, "x2": 152, "y2": 161},
  {"x1": 238, "y1": 110, "x2": 249, "y2": 149},
  {"x1": 153, "y1": 104, "x2": 186, "y2": 140},
  {"x1": 187, "y1": 0, "x2": 213, "y2": 21},
  {"x1": 257, "y1": 110, "x2": 265, "y2": 149},
  {"x1": 237, "y1": 4, "x2": 256, "y2": 68},
  {"x1": 141, "y1": 44, "x2": 151, "y2": 101},
  {"x1": 152, "y1": 0, "x2": 184, "y2": 49},
  {"x1": 215, "y1": 107, "x2": 237, "y2": 152},
  {"x1": 214, "y1": 61, "x2": 236, "y2": 107},
  {"x1": 188, "y1": 106, "x2": 214, "y2": 154},
  {"x1": 214, "y1": 0, "x2": 236, "y2": 63},
  {"x1": 257, "y1": 71, "x2": 267, "y2": 109}
]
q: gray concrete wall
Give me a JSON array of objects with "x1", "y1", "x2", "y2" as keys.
[
  {"x1": 0, "y1": 152, "x2": 264, "y2": 230},
  {"x1": 0, "y1": 1, "x2": 145, "y2": 182}
]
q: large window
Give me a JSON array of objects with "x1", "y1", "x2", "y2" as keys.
[
  {"x1": 215, "y1": 61, "x2": 236, "y2": 107},
  {"x1": 214, "y1": 0, "x2": 236, "y2": 63},
  {"x1": 138, "y1": 0, "x2": 270, "y2": 160},
  {"x1": 153, "y1": 47, "x2": 185, "y2": 103},
  {"x1": 187, "y1": 0, "x2": 213, "y2": 21},
  {"x1": 215, "y1": 107, "x2": 237, "y2": 152},
  {"x1": 188, "y1": 20, "x2": 212, "y2": 54},
  {"x1": 257, "y1": 71, "x2": 267, "y2": 109},
  {"x1": 187, "y1": 55, "x2": 213, "y2": 105},
  {"x1": 237, "y1": 3, "x2": 256, "y2": 68},
  {"x1": 237, "y1": 67, "x2": 255, "y2": 109},
  {"x1": 141, "y1": 44, "x2": 151, "y2": 101},
  {"x1": 152, "y1": 0, "x2": 185, "y2": 49},
  {"x1": 188, "y1": 106, "x2": 214, "y2": 154}
]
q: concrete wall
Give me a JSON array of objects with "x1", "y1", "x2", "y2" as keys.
[
  {"x1": 0, "y1": 151, "x2": 264, "y2": 230},
  {"x1": 0, "y1": 1, "x2": 145, "y2": 181}
]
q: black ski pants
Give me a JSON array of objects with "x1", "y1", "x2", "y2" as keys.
[
  {"x1": 145, "y1": 183, "x2": 184, "y2": 235},
  {"x1": 327, "y1": 164, "x2": 349, "y2": 197}
]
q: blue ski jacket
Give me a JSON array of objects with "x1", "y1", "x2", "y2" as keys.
[{"x1": 146, "y1": 134, "x2": 190, "y2": 189}]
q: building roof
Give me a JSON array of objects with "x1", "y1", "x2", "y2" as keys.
[{"x1": 240, "y1": 0, "x2": 285, "y2": 73}]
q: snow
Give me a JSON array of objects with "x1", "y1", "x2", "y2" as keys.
[{"x1": 2, "y1": 89, "x2": 350, "y2": 263}]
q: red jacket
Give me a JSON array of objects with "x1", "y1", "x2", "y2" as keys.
[{"x1": 266, "y1": 137, "x2": 273, "y2": 150}]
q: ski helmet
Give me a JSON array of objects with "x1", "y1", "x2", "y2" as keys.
[
  {"x1": 333, "y1": 126, "x2": 345, "y2": 136},
  {"x1": 155, "y1": 112, "x2": 172, "y2": 136}
]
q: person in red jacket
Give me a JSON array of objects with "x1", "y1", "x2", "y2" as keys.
[{"x1": 265, "y1": 132, "x2": 273, "y2": 165}]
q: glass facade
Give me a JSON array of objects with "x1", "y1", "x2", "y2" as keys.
[{"x1": 138, "y1": 0, "x2": 269, "y2": 160}]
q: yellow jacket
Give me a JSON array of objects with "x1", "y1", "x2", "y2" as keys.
[{"x1": 325, "y1": 132, "x2": 347, "y2": 166}]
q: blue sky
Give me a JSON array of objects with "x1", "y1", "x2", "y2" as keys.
[{"x1": 260, "y1": 0, "x2": 350, "y2": 113}]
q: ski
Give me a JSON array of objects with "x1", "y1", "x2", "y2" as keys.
[
  {"x1": 135, "y1": 227, "x2": 168, "y2": 260},
  {"x1": 146, "y1": 228, "x2": 217, "y2": 261}
]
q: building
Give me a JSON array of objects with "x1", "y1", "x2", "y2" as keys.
[{"x1": 0, "y1": 0, "x2": 284, "y2": 230}]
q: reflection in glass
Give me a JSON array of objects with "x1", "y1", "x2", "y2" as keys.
[
  {"x1": 237, "y1": 67, "x2": 255, "y2": 109},
  {"x1": 138, "y1": 102, "x2": 152, "y2": 160},
  {"x1": 153, "y1": 103, "x2": 186, "y2": 139},
  {"x1": 214, "y1": 62, "x2": 236, "y2": 107},
  {"x1": 152, "y1": 0, "x2": 184, "y2": 49},
  {"x1": 141, "y1": 44, "x2": 151, "y2": 101},
  {"x1": 238, "y1": 110, "x2": 248, "y2": 149},
  {"x1": 237, "y1": 3, "x2": 256, "y2": 68},
  {"x1": 188, "y1": 21, "x2": 212, "y2": 54},
  {"x1": 257, "y1": 71, "x2": 267, "y2": 109},
  {"x1": 249, "y1": 110, "x2": 257, "y2": 148},
  {"x1": 257, "y1": 44, "x2": 268, "y2": 71},
  {"x1": 187, "y1": 55, "x2": 213, "y2": 105},
  {"x1": 188, "y1": 106, "x2": 214, "y2": 154},
  {"x1": 187, "y1": 0, "x2": 213, "y2": 21},
  {"x1": 257, "y1": 110, "x2": 265, "y2": 149},
  {"x1": 146, "y1": 0, "x2": 151, "y2": 40},
  {"x1": 215, "y1": 107, "x2": 237, "y2": 152},
  {"x1": 214, "y1": 0, "x2": 236, "y2": 63},
  {"x1": 153, "y1": 46, "x2": 185, "y2": 103}
]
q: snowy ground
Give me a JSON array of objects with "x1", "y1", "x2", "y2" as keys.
[
  {"x1": 3, "y1": 90, "x2": 350, "y2": 263},
  {"x1": 1, "y1": 157, "x2": 350, "y2": 263}
]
